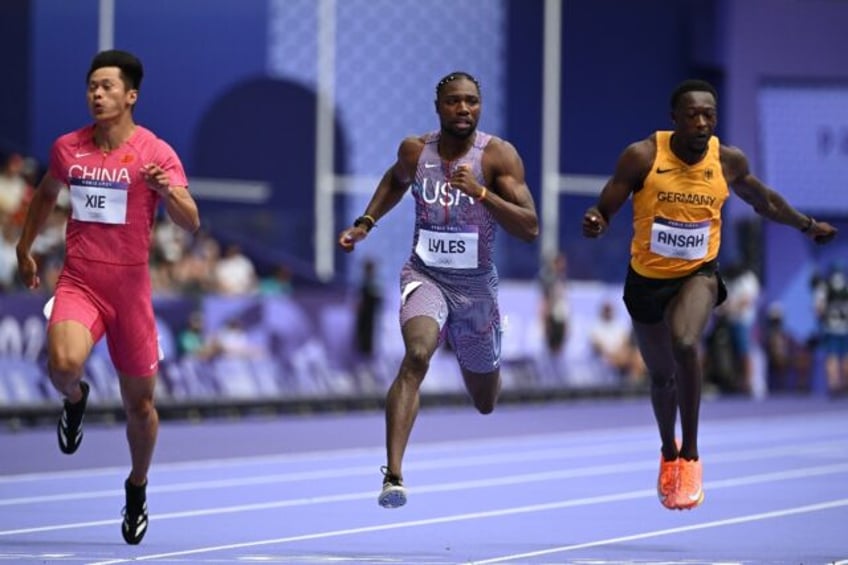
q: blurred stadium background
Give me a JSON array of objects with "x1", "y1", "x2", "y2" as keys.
[{"x1": 1, "y1": 0, "x2": 848, "y2": 424}]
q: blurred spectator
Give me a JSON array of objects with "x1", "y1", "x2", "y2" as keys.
[
  {"x1": 214, "y1": 243, "x2": 258, "y2": 295},
  {"x1": 150, "y1": 216, "x2": 194, "y2": 294},
  {"x1": 589, "y1": 300, "x2": 645, "y2": 385},
  {"x1": 812, "y1": 262, "x2": 848, "y2": 396},
  {"x1": 171, "y1": 231, "x2": 220, "y2": 295},
  {"x1": 354, "y1": 258, "x2": 383, "y2": 359},
  {"x1": 0, "y1": 143, "x2": 28, "y2": 220},
  {"x1": 0, "y1": 220, "x2": 19, "y2": 292},
  {"x1": 259, "y1": 264, "x2": 294, "y2": 296},
  {"x1": 703, "y1": 309, "x2": 745, "y2": 395},
  {"x1": 720, "y1": 263, "x2": 762, "y2": 394},
  {"x1": 19, "y1": 155, "x2": 42, "y2": 187},
  {"x1": 22, "y1": 190, "x2": 70, "y2": 294},
  {"x1": 213, "y1": 318, "x2": 263, "y2": 359},
  {"x1": 763, "y1": 302, "x2": 812, "y2": 393},
  {"x1": 10, "y1": 156, "x2": 41, "y2": 227},
  {"x1": 153, "y1": 216, "x2": 190, "y2": 265},
  {"x1": 178, "y1": 310, "x2": 220, "y2": 360},
  {"x1": 31, "y1": 197, "x2": 69, "y2": 257},
  {"x1": 538, "y1": 251, "x2": 569, "y2": 355}
]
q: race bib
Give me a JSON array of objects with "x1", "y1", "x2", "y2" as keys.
[
  {"x1": 69, "y1": 177, "x2": 128, "y2": 224},
  {"x1": 415, "y1": 227, "x2": 479, "y2": 269},
  {"x1": 650, "y1": 217, "x2": 710, "y2": 260}
]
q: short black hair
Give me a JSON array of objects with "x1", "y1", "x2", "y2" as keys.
[
  {"x1": 87, "y1": 49, "x2": 144, "y2": 91},
  {"x1": 670, "y1": 79, "x2": 717, "y2": 110},
  {"x1": 435, "y1": 71, "x2": 481, "y2": 99}
]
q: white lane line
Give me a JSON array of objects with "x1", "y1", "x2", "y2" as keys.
[
  {"x1": 3, "y1": 439, "x2": 846, "y2": 507},
  {"x1": 3, "y1": 463, "x2": 663, "y2": 536},
  {"x1": 2, "y1": 443, "x2": 660, "y2": 506},
  {"x1": 466, "y1": 498, "x2": 848, "y2": 564},
  {"x1": 1, "y1": 424, "x2": 667, "y2": 484},
  {"x1": 4, "y1": 408, "x2": 846, "y2": 484},
  {"x1": 5, "y1": 460, "x2": 848, "y2": 538},
  {"x1": 0, "y1": 431, "x2": 638, "y2": 484},
  {"x1": 0, "y1": 439, "x2": 662, "y2": 503},
  {"x1": 84, "y1": 496, "x2": 848, "y2": 565}
]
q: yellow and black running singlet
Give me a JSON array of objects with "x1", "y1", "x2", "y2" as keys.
[{"x1": 630, "y1": 131, "x2": 729, "y2": 279}]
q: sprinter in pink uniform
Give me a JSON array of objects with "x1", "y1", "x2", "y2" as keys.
[
  {"x1": 16, "y1": 50, "x2": 200, "y2": 544},
  {"x1": 338, "y1": 72, "x2": 539, "y2": 508}
]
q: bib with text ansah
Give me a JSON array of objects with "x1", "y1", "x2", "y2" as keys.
[
  {"x1": 415, "y1": 226, "x2": 479, "y2": 269},
  {"x1": 69, "y1": 177, "x2": 129, "y2": 224},
  {"x1": 650, "y1": 217, "x2": 710, "y2": 260}
]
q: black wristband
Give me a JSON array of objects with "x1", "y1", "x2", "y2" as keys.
[
  {"x1": 801, "y1": 216, "x2": 815, "y2": 233},
  {"x1": 353, "y1": 215, "x2": 376, "y2": 232}
]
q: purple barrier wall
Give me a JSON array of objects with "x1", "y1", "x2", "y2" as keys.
[{"x1": 0, "y1": 283, "x2": 631, "y2": 409}]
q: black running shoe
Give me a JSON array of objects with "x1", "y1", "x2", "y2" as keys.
[
  {"x1": 57, "y1": 381, "x2": 89, "y2": 455},
  {"x1": 121, "y1": 479, "x2": 148, "y2": 545},
  {"x1": 377, "y1": 466, "x2": 407, "y2": 508}
]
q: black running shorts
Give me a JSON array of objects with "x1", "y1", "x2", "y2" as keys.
[{"x1": 623, "y1": 260, "x2": 728, "y2": 324}]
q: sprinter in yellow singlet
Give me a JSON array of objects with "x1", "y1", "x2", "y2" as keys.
[{"x1": 582, "y1": 79, "x2": 837, "y2": 511}]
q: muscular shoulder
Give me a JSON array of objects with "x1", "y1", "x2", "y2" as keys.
[
  {"x1": 626, "y1": 134, "x2": 657, "y2": 164},
  {"x1": 482, "y1": 136, "x2": 523, "y2": 176},
  {"x1": 483, "y1": 135, "x2": 517, "y2": 161},
  {"x1": 719, "y1": 144, "x2": 749, "y2": 183},
  {"x1": 398, "y1": 135, "x2": 426, "y2": 166},
  {"x1": 616, "y1": 134, "x2": 656, "y2": 181},
  {"x1": 719, "y1": 143, "x2": 746, "y2": 165}
]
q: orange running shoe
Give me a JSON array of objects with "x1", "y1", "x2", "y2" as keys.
[
  {"x1": 675, "y1": 457, "x2": 704, "y2": 510},
  {"x1": 657, "y1": 453, "x2": 679, "y2": 510}
]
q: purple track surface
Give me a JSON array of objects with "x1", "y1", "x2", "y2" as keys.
[{"x1": 1, "y1": 395, "x2": 847, "y2": 564}]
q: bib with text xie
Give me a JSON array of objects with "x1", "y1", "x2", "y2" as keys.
[
  {"x1": 650, "y1": 217, "x2": 710, "y2": 260},
  {"x1": 69, "y1": 177, "x2": 129, "y2": 225},
  {"x1": 415, "y1": 226, "x2": 479, "y2": 269}
]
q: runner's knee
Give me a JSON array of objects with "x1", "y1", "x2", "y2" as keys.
[
  {"x1": 672, "y1": 335, "x2": 699, "y2": 360},
  {"x1": 650, "y1": 371, "x2": 676, "y2": 391},
  {"x1": 401, "y1": 342, "x2": 432, "y2": 375},
  {"x1": 123, "y1": 393, "x2": 156, "y2": 421},
  {"x1": 48, "y1": 349, "x2": 86, "y2": 380}
]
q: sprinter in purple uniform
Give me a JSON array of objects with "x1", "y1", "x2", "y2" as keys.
[{"x1": 338, "y1": 72, "x2": 538, "y2": 508}]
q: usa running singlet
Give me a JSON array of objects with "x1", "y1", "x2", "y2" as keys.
[
  {"x1": 49, "y1": 124, "x2": 188, "y2": 265},
  {"x1": 408, "y1": 130, "x2": 495, "y2": 281},
  {"x1": 630, "y1": 130, "x2": 728, "y2": 279}
]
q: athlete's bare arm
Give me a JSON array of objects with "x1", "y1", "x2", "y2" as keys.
[
  {"x1": 583, "y1": 137, "x2": 655, "y2": 238},
  {"x1": 460, "y1": 138, "x2": 537, "y2": 242},
  {"x1": 721, "y1": 145, "x2": 837, "y2": 244},
  {"x1": 15, "y1": 172, "x2": 65, "y2": 289},
  {"x1": 141, "y1": 163, "x2": 200, "y2": 233},
  {"x1": 338, "y1": 136, "x2": 423, "y2": 252},
  {"x1": 162, "y1": 187, "x2": 200, "y2": 233}
]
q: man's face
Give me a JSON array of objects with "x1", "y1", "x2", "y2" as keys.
[
  {"x1": 435, "y1": 78, "x2": 481, "y2": 139},
  {"x1": 86, "y1": 67, "x2": 137, "y2": 122},
  {"x1": 672, "y1": 91, "x2": 717, "y2": 154}
]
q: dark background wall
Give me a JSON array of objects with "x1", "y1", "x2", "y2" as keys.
[
  {"x1": 0, "y1": 0, "x2": 32, "y2": 153},
  {"x1": 720, "y1": 0, "x2": 848, "y2": 337},
  {"x1": 2, "y1": 0, "x2": 848, "y2": 337}
]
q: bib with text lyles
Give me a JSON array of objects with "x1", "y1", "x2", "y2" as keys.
[
  {"x1": 650, "y1": 217, "x2": 710, "y2": 260},
  {"x1": 69, "y1": 177, "x2": 129, "y2": 224},
  {"x1": 415, "y1": 226, "x2": 479, "y2": 269}
]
